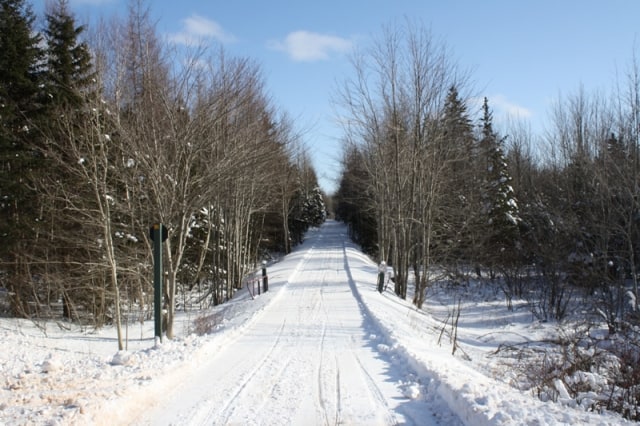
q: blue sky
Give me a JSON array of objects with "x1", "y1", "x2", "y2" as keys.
[{"x1": 35, "y1": 0, "x2": 640, "y2": 193}]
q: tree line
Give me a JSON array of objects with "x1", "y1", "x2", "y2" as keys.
[
  {"x1": 335, "y1": 23, "x2": 640, "y2": 331},
  {"x1": 0, "y1": 0, "x2": 326, "y2": 349},
  {"x1": 334, "y1": 25, "x2": 640, "y2": 418}
]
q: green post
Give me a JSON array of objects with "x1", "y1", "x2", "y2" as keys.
[
  {"x1": 262, "y1": 261, "x2": 268, "y2": 293},
  {"x1": 151, "y1": 223, "x2": 165, "y2": 342}
]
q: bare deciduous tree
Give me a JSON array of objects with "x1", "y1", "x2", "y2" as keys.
[{"x1": 337, "y1": 21, "x2": 466, "y2": 306}]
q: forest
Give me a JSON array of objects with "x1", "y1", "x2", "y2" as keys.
[
  {"x1": 0, "y1": 0, "x2": 327, "y2": 350},
  {"x1": 0, "y1": 0, "x2": 640, "y2": 420},
  {"x1": 4, "y1": 0, "x2": 640, "y2": 419},
  {"x1": 333, "y1": 22, "x2": 640, "y2": 420},
  {"x1": 335, "y1": 22, "x2": 640, "y2": 323}
]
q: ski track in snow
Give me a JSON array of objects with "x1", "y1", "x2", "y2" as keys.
[{"x1": 133, "y1": 223, "x2": 453, "y2": 425}]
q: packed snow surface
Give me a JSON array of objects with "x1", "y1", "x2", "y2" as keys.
[{"x1": 0, "y1": 220, "x2": 628, "y2": 425}]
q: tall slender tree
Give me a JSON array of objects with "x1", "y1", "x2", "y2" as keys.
[
  {"x1": 37, "y1": 0, "x2": 101, "y2": 321},
  {"x1": 43, "y1": 0, "x2": 96, "y2": 108},
  {"x1": 479, "y1": 97, "x2": 521, "y2": 269},
  {"x1": 436, "y1": 85, "x2": 476, "y2": 271},
  {"x1": 0, "y1": 0, "x2": 45, "y2": 314}
]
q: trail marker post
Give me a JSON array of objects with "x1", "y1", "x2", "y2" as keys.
[
  {"x1": 377, "y1": 261, "x2": 386, "y2": 293},
  {"x1": 262, "y1": 260, "x2": 268, "y2": 293},
  {"x1": 150, "y1": 223, "x2": 168, "y2": 342}
]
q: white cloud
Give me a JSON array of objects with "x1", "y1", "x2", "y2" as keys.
[
  {"x1": 488, "y1": 94, "x2": 532, "y2": 119},
  {"x1": 69, "y1": 0, "x2": 114, "y2": 5},
  {"x1": 470, "y1": 95, "x2": 533, "y2": 123},
  {"x1": 269, "y1": 31, "x2": 352, "y2": 62},
  {"x1": 168, "y1": 15, "x2": 236, "y2": 45}
]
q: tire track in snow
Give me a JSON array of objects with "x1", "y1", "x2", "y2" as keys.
[
  {"x1": 315, "y1": 259, "x2": 343, "y2": 426},
  {"x1": 193, "y1": 246, "x2": 318, "y2": 424},
  {"x1": 213, "y1": 275, "x2": 323, "y2": 424},
  {"x1": 334, "y1": 354, "x2": 342, "y2": 426},
  {"x1": 354, "y1": 353, "x2": 399, "y2": 425},
  {"x1": 297, "y1": 249, "x2": 332, "y2": 426},
  {"x1": 195, "y1": 318, "x2": 289, "y2": 425},
  {"x1": 318, "y1": 250, "x2": 342, "y2": 425},
  {"x1": 316, "y1": 313, "x2": 331, "y2": 426}
]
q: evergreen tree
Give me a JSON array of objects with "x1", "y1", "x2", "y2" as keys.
[
  {"x1": 0, "y1": 0, "x2": 44, "y2": 221},
  {"x1": 302, "y1": 186, "x2": 326, "y2": 227},
  {"x1": 43, "y1": 0, "x2": 96, "y2": 108},
  {"x1": 0, "y1": 0, "x2": 45, "y2": 313},
  {"x1": 441, "y1": 86, "x2": 475, "y2": 171},
  {"x1": 34, "y1": 1, "x2": 98, "y2": 320},
  {"x1": 436, "y1": 85, "x2": 476, "y2": 267},
  {"x1": 287, "y1": 156, "x2": 325, "y2": 243},
  {"x1": 0, "y1": 0, "x2": 43, "y2": 118},
  {"x1": 479, "y1": 98, "x2": 521, "y2": 263},
  {"x1": 288, "y1": 187, "x2": 313, "y2": 245}
]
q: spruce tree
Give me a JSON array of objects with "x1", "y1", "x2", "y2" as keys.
[
  {"x1": 479, "y1": 97, "x2": 521, "y2": 264},
  {"x1": 0, "y1": 0, "x2": 45, "y2": 314},
  {"x1": 34, "y1": 1, "x2": 98, "y2": 320},
  {"x1": 302, "y1": 186, "x2": 326, "y2": 227},
  {"x1": 43, "y1": 0, "x2": 96, "y2": 108},
  {"x1": 0, "y1": 0, "x2": 43, "y2": 118},
  {"x1": 441, "y1": 86, "x2": 475, "y2": 169},
  {"x1": 437, "y1": 86, "x2": 476, "y2": 267},
  {"x1": 0, "y1": 0, "x2": 44, "y2": 221}
]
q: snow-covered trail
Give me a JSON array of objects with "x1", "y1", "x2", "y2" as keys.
[
  {"x1": 135, "y1": 221, "x2": 455, "y2": 425},
  {"x1": 3, "y1": 221, "x2": 622, "y2": 425}
]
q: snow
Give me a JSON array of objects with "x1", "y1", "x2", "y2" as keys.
[{"x1": 0, "y1": 220, "x2": 629, "y2": 425}]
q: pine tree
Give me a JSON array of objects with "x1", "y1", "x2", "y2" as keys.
[
  {"x1": 287, "y1": 155, "x2": 325, "y2": 244},
  {"x1": 0, "y1": 0, "x2": 43, "y2": 118},
  {"x1": 302, "y1": 186, "x2": 326, "y2": 227},
  {"x1": 0, "y1": 0, "x2": 45, "y2": 221},
  {"x1": 479, "y1": 97, "x2": 521, "y2": 262},
  {"x1": 43, "y1": 0, "x2": 96, "y2": 108},
  {"x1": 437, "y1": 85, "x2": 476, "y2": 266},
  {"x1": 33, "y1": 1, "x2": 98, "y2": 320},
  {"x1": 0, "y1": 0, "x2": 46, "y2": 314},
  {"x1": 441, "y1": 86, "x2": 475, "y2": 172}
]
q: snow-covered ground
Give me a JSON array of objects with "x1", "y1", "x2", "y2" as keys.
[{"x1": 0, "y1": 220, "x2": 628, "y2": 425}]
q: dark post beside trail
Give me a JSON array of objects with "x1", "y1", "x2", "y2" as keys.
[
  {"x1": 377, "y1": 261, "x2": 386, "y2": 293},
  {"x1": 262, "y1": 260, "x2": 268, "y2": 293},
  {"x1": 150, "y1": 223, "x2": 168, "y2": 342}
]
